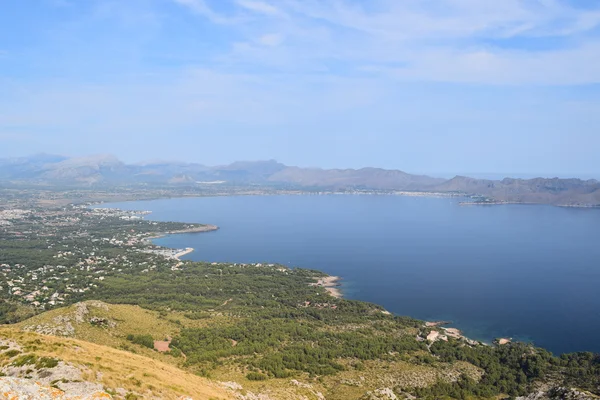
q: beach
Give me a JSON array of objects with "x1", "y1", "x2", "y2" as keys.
[{"x1": 312, "y1": 276, "x2": 343, "y2": 298}]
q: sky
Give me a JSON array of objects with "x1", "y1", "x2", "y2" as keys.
[{"x1": 1, "y1": 0, "x2": 600, "y2": 176}]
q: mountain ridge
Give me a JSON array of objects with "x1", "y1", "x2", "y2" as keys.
[{"x1": 0, "y1": 154, "x2": 599, "y2": 206}]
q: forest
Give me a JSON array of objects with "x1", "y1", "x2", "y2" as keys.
[{"x1": 90, "y1": 262, "x2": 600, "y2": 398}]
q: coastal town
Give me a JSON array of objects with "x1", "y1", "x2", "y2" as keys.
[{"x1": 0, "y1": 205, "x2": 216, "y2": 314}]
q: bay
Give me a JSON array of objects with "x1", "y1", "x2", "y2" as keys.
[{"x1": 103, "y1": 195, "x2": 600, "y2": 355}]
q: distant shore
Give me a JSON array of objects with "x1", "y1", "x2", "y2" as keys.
[{"x1": 460, "y1": 200, "x2": 600, "y2": 208}]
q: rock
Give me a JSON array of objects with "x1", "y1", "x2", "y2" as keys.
[
  {"x1": 0, "y1": 377, "x2": 112, "y2": 399},
  {"x1": 88, "y1": 317, "x2": 116, "y2": 328},
  {"x1": 361, "y1": 387, "x2": 399, "y2": 400},
  {"x1": 234, "y1": 392, "x2": 274, "y2": 400},
  {"x1": 220, "y1": 381, "x2": 243, "y2": 390},
  {"x1": 74, "y1": 303, "x2": 89, "y2": 323},
  {"x1": 290, "y1": 379, "x2": 313, "y2": 389},
  {"x1": 517, "y1": 387, "x2": 600, "y2": 400}
]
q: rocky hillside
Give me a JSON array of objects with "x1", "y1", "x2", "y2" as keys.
[
  {"x1": 0, "y1": 326, "x2": 230, "y2": 399},
  {"x1": 517, "y1": 387, "x2": 600, "y2": 400}
]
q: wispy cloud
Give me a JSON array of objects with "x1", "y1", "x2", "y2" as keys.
[
  {"x1": 236, "y1": 0, "x2": 283, "y2": 17},
  {"x1": 173, "y1": 0, "x2": 237, "y2": 24},
  {"x1": 2, "y1": 0, "x2": 600, "y2": 170},
  {"x1": 169, "y1": 0, "x2": 600, "y2": 85}
]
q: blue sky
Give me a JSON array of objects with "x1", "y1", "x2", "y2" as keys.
[{"x1": 1, "y1": 0, "x2": 600, "y2": 176}]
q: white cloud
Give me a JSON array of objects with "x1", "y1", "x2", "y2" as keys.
[
  {"x1": 173, "y1": 0, "x2": 236, "y2": 24},
  {"x1": 236, "y1": 0, "x2": 282, "y2": 16}
]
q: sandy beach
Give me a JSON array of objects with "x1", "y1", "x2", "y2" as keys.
[{"x1": 311, "y1": 276, "x2": 343, "y2": 298}]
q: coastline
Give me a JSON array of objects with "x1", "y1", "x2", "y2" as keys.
[
  {"x1": 460, "y1": 200, "x2": 600, "y2": 208},
  {"x1": 144, "y1": 225, "x2": 219, "y2": 262},
  {"x1": 131, "y1": 208, "x2": 516, "y2": 348},
  {"x1": 145, "y1": 224, "x2": 219, "y2": 243},
  {"x1": 311, "y1": 276, "x2": 343, "y2": 299},
  {"x1": 92, "y1": 192, "x2": 600, "y2": 211},
  {"x1": 423, "y1": 321, "x2": 483, "y2": 346},
  {"x1": 102, "y1": 200, "x2": 598, "y2": 355},
  {"x1": 174, "y1": 247, "x2": 195, "y2": 260}
]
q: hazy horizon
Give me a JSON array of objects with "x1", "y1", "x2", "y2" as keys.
[
  {"x1": 2, "y1": 1, "x2": 600, "y2": 176},
  {"x1": 3, "y1": 152, "x2": 600, "y2": 181}
]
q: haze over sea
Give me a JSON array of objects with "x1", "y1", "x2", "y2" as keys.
[{"x1": 104, "y1": 195, "x2": 600, "y2": 355}]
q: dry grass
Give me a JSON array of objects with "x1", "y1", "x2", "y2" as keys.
[
  {"x1": 0, "y1": 327, "x2": 232, "y2": 400},
  {"x1": 16, "y1": 301, "x2": 239, "y2": 369}
]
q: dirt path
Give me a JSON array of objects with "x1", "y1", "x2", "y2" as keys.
[{"x1": 220, "y1": 298, "x2": 233, "y2": 307}]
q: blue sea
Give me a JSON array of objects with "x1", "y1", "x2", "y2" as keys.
[{"x1": 103, "y1": 195, "x2": 600, "y2": 355}]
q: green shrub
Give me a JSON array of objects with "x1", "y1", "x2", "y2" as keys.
[
  {"x1": 184, "y1": 312, "x2": 210, "y2": 320},
  {"x1": 126, "y1": 334, "x2": 154, "y2": 349},
  {"x1": 169, "y1": 347, "x2": 182, "y2": 358},
  {"x1": 12, "y1": 354, "x2": 37, "y2": 367},
  {"x1": 36, "y1": 357, "x2": 59, "y2": 369},
  {"x1": 3, "y1": 349, "x2": 21, "y2": 358},
  {"x1": 246, "y1": 372, "x2": 268, "y2": 381}
]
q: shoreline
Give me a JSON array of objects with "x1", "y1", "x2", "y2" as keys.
[
  {"x1": 107, "y1": 201, "x2": 592, "y2": 355},
  {"x1": 460, "y1": 200, "x2": 600, "y2": 208},
  {"x1": 143, "y1": 225, "x2": 218, "y2": 262},
  {"x1": 92, "y1": 192, "x2": 600, "y2": 211},
  {"x1": 423, "y1": 321, "x2": 482, "y2": 346},
  {"x1": 174, "y1": 247, "x2": 195, "y2": 260},
  {"x1": 144, "y1": 224, "x2": 219, "y2": 244},
  {"x1": 311, "y1": 276, "x2": 343, "y2": 299},
  {"x1": 135, "y1": 213, "x2": 508, "y2": 348}
]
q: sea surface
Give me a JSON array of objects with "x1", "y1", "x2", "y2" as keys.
[{"x1": 103, "y1": 195, "x2": 600, "y2": 355}]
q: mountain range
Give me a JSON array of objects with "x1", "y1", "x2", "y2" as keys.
[{"x1": 1, "y1": 154, "x2": 599, "y2": 206}]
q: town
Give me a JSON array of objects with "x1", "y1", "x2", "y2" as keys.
[{"x1": 0, "y1": 204, "x2": 209, "y2": 318}]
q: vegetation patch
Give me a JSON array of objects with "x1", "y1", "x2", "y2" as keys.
[
  {"x1": 35, "y1": 356, "x2": 59, "y2": 369},
  {"x1": 126, "y1": 334, "x2": 154, "y2": 349},
  {"x1": 11, "y1": 353, "x2": 37, "y2": 367}
]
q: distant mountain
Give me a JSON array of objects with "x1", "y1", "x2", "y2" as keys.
[
  {"x1": 434, "y1": 176, "x2": 600, "y2": 206},
  {"x1": 0, "y1": 153, "x2": 69, "y2": 180},
  {"x1": 39, "y1": 154, "x2": 127, "y2": 184},
  {"x1": 211, "y1": 160, "x2": 287, "y2": 183},
  {"x1": 268, "y1": 166, "x2": 444, "y2": 190},
  {"x1": 0, "y1": 154, "x2": 599, "y2": 206}
]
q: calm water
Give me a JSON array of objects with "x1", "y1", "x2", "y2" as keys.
[{"x1": 104, "y1": 195, "x2": 600, "y2": 355}]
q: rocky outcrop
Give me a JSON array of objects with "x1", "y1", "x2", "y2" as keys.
[
  {"x1": 22, "y1": 301, "x2": 116, "y2": 337},
  {"x1": 0, "y1": 377, "x2": 111, "y2": 399},
  {"x1": 517, "y1": 387, "x2": 600, "y2": 400}
]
